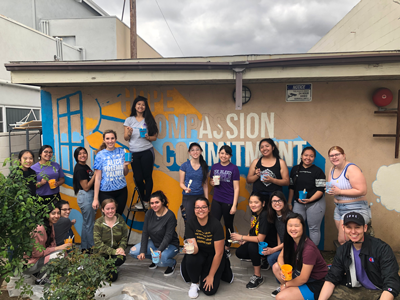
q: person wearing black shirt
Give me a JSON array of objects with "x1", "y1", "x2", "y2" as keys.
[
  {"x1": 129, "y1": 191, "x2": 179, "y2": 276},
  {"x1": 180, "y1": 197, "x2": 233, "y2": 299},
  {"x1": 18, "y1": 150, "x2": 36, "y2": 196},
  {"x1": 288, "y1": 146, "x2": 326, "y2": 246},
  {"x1": 231, "y1": 192, "x2": 277, "y2": 290},
  {"x1": 73, "y1": 147, "x2": 96, "y2": 251}
]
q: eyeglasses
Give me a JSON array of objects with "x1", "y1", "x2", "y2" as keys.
[
  {"x1": 329, "y1": 153, "x2": 341, "y2": 158},
  {"x1": 272, "y1": 200, "x2": 283, "y2": 204},
  {"x1": 194, "y1": 206, "x2": 208, "y2": 210},
  {"x1": 43, "y1": 151, "x2": 53, "y2": 154},
  {"x1": 61, "y1": 208, "x2": 71, "y2": 211}
]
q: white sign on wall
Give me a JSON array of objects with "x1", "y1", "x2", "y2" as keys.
[{"x1": 286, "y1": 84, "x2": 312, "y2": 102}]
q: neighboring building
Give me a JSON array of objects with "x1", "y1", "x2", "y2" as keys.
[
  {"x1": 309, "y1": 0, "x2": 400, "y2": 53},
  {"x1": 7, "y1": 51, "x2": 400, "y2": 249},
  {"x1": 0, "y1": 0, "x2": 161, "y2": 172}
]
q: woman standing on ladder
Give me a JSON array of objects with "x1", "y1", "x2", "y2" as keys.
[{"x1": 124, "y1": 96, "x2": 158, "y2": 209}]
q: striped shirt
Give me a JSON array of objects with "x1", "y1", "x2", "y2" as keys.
[{"x1": 331, "y1": 163, "x2": 363, "y2": 201}]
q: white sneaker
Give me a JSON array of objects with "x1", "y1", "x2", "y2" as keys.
[
  {"x1": 134, "y1": 202, "x2": 148, "y2": 209},
  {"x1": 188, "y1": 283, "x2": 200, "y2": 299}
]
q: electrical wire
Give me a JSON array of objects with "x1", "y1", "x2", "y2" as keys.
[
  {"x1": 121, "y1": 0, "x2": 126, "y2": 22},
  {"x1": 153, "y1": 0, "x2": 185, "y2": 56}
]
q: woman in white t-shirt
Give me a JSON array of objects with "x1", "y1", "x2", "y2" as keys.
[{"x1": 124, "y1": 96, "x2": 158, "y2": 209}]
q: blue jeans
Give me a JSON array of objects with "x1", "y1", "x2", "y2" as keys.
[
  {"x1": 129, "y1": 239, "x2": 178, "y2": 268},
  {"x1": 266, "y1": 250, "x2": 281, "y2": 267},
  {"x1": 77, "y1": 189, "x2": 95, "y2": 249}
]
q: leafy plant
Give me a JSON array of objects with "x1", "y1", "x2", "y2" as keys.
[
  {"x1": 0, "y1": 158, "x2": 48, "y2": 286},
  {"x1": 41, "y1": 246, "x2": 117, "y2": 300}
]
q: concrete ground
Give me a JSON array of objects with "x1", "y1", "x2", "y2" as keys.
[{"x1": 116, "y1": 249, "x2": 279, "y2": 300}]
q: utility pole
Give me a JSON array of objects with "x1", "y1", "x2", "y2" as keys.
[{"x1": 130, "y1": 0, "x2": 137, "y2": 59}]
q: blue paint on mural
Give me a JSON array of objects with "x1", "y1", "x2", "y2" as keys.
[
  {"x1": 61, "y1": 133, "x2": 69, "y2": 142},
  {"x1": 72, "y1": 131, "x2": 82, "y2": 142},
  {"x1": 69, "y1": 209, "x2": 83, "y2": 236},
  {"x1": 41, "y1": 90, "x2": 55, "y2": 148}
]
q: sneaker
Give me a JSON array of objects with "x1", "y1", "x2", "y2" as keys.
[
  {"x1": 35, "y1": 277, "x2": 51, "y2": 285},
  {"x1": 260, "y1": 259, "x2": 270, "y2": 270},
  {"x1": 135, "y1": 202, "x2": 148, "y2": 209},
  {"x1": 148, "y1": 262, "x2": 157, "y2": 269},
  {"x1": 225, "y1": 248, "x2": 231, "y2": 258},
  {"x1": 240, "y1": 258, "x2": 252, "y2": 262},
  {"x1": 246, "y1": 275, "x2": 264, "y2": 289},
  {"x1": 164, "y1": 262, "x2": 176, "y2": 276},
  {"x1": 188, "y1": 283, "x2": 200, "y2": 299},
  {"x1": 271, "y1": 286, "x2": 281, "y2": 297}
]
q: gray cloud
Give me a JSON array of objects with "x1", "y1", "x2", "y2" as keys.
[{"x1": 93, "y1": 0, "x2": 360, "y2": 57}]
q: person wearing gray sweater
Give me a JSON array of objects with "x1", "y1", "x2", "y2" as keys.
[{"x1": 129, "y1": 190, "x2": 179, "y2": 276}]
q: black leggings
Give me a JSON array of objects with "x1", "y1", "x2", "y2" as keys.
[
  {"x1": 210, "y1": 200, "x2": 234, "y2": 247},
  {"x1": 181, "y1": 252, "x2": 233, "y2": 296},
  {"x1": 107, "y1": 254, "x2": 126, "y2": 282},
  {"x1": 99, "y1": 186, "x2": 128, "y2": 216},
  {"x1": 236, "y1": 241, "x2": 261, "y2": 267},
  {"x1": 131, "y1": 148, "x2": 154, "y2": 202}
]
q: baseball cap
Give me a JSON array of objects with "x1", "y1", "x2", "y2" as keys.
[{"x1": 343, "y1": 212, "x2": 365, "y2": 226}]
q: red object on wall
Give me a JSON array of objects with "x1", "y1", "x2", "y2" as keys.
[{"x1": 373, "y1": 88, "x2": 393, "y2": 107}]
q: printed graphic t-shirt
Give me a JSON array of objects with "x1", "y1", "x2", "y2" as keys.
[
  {"x1": 185, "y1": 215, "x2": 224, "y2": 255},
  {"x1": 249, "y1": 210, "x2": 278, "y2": 247},
  {"x1": 74, "y1": 163, "x2": 94, "y2": 191},
  {"x1": 93, "y1": 148, "x2": 127, "y2": 192},
  {"x1": 210, "y1": 162, "x2": 240, "y2": 204}
]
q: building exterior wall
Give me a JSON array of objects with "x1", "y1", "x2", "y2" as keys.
[
  {"x1": 48, "y1": 17, "x2": 117, "y2": 60},
  {"x1": 42, "y1": 80, "x2": 400, "y2": 250},
  {"x1": 309, "y1": 0, "x2": 400, "y2": 53},
  {"x1": 0, "y1": 0, "x2": 101, "y2": 30},
  {"x1": 116, "y1": 19, "x2": 162, "y2": 59}
]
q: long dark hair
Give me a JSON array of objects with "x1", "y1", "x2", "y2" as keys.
[
  {"x1": 38, "y1": 145, "x2": 53, "y2": 161},
  {"x1": 293, "y1": 146, "x2": 316, "y2": 185},
  {"x1": 73, "y1": 147, "x2": 88, "y2": 195},
  {"x1": 189, "y1": 142, "x2": 208, "y2": 184},
  {"x1": 267, "y1": 191, "x2": 290, "y2": 223},
  {"x1": 150, "y1": 190, "x2": 169, "y2": 208},
  {"x1": 259, "y1": 138, "x2": 280, "y2": 158},
  {"x1": 43, "y1": 201, "x2": 59, "y2": 247},
  {"x1": 283, "y1": 213, "x2": 307, "y2": 271},
  {"x1": 130, "y1": 96, "x2": 158, "y2": 136},
  {"x1": 249, "y1": 191, "x2": 267, "y2": 214}
]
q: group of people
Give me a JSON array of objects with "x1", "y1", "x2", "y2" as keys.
[{"x1": 16, "y1": 95, "x2": 399, "y2": 299}]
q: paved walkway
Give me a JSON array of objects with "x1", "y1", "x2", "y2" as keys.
[{"x1": 116, "y1": 249, "x2": 278, "y2": 300}]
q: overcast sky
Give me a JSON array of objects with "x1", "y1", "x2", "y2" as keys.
[{"x1": 92, "y1": 0, "x2": 360, "y2": 57}]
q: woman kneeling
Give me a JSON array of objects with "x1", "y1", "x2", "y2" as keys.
[
  {"x1": 94, "y1": 198, "x2": 127, "y2": 282},
  {"x1": 272, "y1": 213, "x2": 327, "y2": 300},
  {"x1": 180, "y1": 197, "x2": 233, "y2": 299},
  {"x1": 129, "y1": 191, "x2": 179, "y2": 276}
]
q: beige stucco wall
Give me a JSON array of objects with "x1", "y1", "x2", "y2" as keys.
[
  {"x1": 116, "y1": 19, "x2": 162, "y2": 59},
  {"x1": 309, "y1": 0, "x2": 400, "y2": 53},
  {"x1": 43, "y1": 79, "x2": 400, "y2": 250}
]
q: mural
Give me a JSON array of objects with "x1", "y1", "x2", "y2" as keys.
[
  {"x1": 41, "y1": 87, "x2": 326, "y2": 248},
  {"x1": 372, "y1": 163, "x2": 400, "y2": 212}
]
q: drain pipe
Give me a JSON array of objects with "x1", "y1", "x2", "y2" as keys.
[
  {"x1": 32, "y1": 0, "x2": 37, "y2": 30},
  {"x1": 233, "y1": 68, "x2": 245, "y2": 110}
]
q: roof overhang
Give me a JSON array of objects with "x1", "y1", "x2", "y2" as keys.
[{"x1": 6, "y1": 51, "x2": 400, "y2": 87}]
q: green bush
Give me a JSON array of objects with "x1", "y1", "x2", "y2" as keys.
[
  {"x1": 0, "y1": 158, "x2": 48, "y2": 283},
  {"x1": 42, "y1": 246, "x2": 117, "y2": 300}
]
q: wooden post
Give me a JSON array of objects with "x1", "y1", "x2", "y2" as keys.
[{"x1": 130, "y1": 0, "x2": 137, "y2": 59}]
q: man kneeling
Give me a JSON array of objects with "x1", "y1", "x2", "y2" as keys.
[{"x1": 319, "y1": 212, "x2": 400, "y2": 300}]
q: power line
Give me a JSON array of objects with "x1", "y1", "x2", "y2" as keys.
[{"x1": 154, "y1": 0, "x2": 185, "y2": 56}]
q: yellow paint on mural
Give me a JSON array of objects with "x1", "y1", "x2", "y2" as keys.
[
  {"x1": 85, "y1": 117, "x2": 98, "y2": 130},
  {"x1": 86, "y1": 132, "x2": 104, "y2": 150},
  {"x1": 102, "y1": 101, "x2": 130, "y2": 119},
  {"x1": 125, "y1": 88, "x2": 130, "y2": 98},
  {"x1": 152, "y1": 88, "x2": 202, "y2": 121}
]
